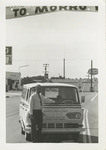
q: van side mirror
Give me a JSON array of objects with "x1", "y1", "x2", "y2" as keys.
[{"x1": 81, "y1": 96, "x2": 85, "y2": 103}]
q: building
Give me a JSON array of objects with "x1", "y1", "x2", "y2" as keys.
[
  {"x1": 6, "y1": 72, "x2": 21, "y2": 91},
  {"x1": 51, "y1": 78, "x2": 98, "y2": 92}
]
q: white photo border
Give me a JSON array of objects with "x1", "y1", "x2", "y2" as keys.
[{"x1": 0, "y1": 0, "x2": 105, "y2": 150}]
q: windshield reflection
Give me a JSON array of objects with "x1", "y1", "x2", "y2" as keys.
[{"x1": 42, "y1": 86, "x2": 79, "y2": 105}]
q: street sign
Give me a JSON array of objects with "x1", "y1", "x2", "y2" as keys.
[
  {"x1": 6, "y1": 46, "x2": 12, "y2": 65},
  {"x1": 88, "y1": 68, "x2": 98, "y2": 75}
]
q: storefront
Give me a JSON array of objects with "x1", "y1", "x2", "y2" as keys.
[{"x1": 6, "y1": 72, "x2": 21, "y2": 91}]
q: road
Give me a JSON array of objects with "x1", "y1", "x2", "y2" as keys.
[
  {"x1": 6, "y1": 92, "x2": 98, "y2": 143},
  {"x1": 81, "y1": 92, "x2": 98, "y2": 143}
]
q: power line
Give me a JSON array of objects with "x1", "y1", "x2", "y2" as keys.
[
  {"x1": 12, "y1": 58, "x2": 96, "y2": 62},
  {"x1": 12, "y1": 59, "x2": 63, "y2": 62}
]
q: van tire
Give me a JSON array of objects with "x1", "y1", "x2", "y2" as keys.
[
  {"x1": 20, "y1": 122, "x2": 25, "y2": 135},
  {"x1": 21, "y1": 126, "x2": 25, "y2": 135},
  {"x1": 25, "y1": 132, "x2": 31, "y2": 141},
  {"x1": 72, "y1": 133, "x2": 79, "y2": 142}
]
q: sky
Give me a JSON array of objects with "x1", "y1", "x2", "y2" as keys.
[{"x1": 6, "y1": 7, "x2": 100, "y2": 78}]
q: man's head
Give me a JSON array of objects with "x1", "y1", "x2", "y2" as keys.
[{"x1": 36, "y1": 85, "x2": 42, "y2": 94}]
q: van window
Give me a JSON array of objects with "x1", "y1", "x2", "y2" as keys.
[
  {"x1": 21, "y1": 88, "x2": 27, "y2": 100},
  {"x1": 26, "y1": 89, "x2": 30, "y2": 102},
  {"x1": 45, "y1": 88, "x2": 58, "y2": 98},
  {"x1": 42, "y1": 86, "x2": 79, "y2": 105},
  {"x1": 29, "y1": 87, "x2": 36, "y2": 98}
]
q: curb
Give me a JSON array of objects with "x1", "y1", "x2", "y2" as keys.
[{"x1": 6, "y1": 94, "x2": 21, "y2": 98}]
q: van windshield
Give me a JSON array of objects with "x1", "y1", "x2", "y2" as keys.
[{"x1": 42, "y1": 86, "x2": 80, "y2": 105}]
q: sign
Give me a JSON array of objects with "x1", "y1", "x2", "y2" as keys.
[
  {"x1": 88, "y1": 68, "x2": 98, "y2": 75},
  {"x1": 6, "y1": 46, "x2": 12, "y2": 65},
  {"x1": 6, "y1": 6, "x2": 98, "y2": 19},
  {"x1": 6, "y1": 72, "x2": 21, "y2": 80}
]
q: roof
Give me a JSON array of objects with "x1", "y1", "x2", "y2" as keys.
[{"x1": 23, "y1": 82, "x2": 77, "y2": 89}]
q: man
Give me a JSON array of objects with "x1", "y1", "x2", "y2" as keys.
[{"x1": 29, "y1": 84, "x2": 54, "y2": 142}]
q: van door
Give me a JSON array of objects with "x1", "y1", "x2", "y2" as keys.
[
  {"x1": 22, "y1": 89, "x2": 30, "y2": 125},
  {"x1": 20, "y1": 88, "x2": 28, "y2": 124}
]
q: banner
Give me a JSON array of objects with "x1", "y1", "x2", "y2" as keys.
[{"x1": 6, "y1": 6, "x2": 98, "y2": 19}]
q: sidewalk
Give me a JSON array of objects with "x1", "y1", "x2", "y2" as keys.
[{"x1": 6, "y1": 90, "x2": 22, "y2": 98}]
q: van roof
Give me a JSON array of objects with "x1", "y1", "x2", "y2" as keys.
[{"x1": 23, "y1": 82, "x2": 77, "y2": 89}]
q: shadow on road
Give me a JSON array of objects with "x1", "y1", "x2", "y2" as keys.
[
  {"x1": 89, "y1": 135, "x2": 98, "y2": 143},
  {"x1": 35, "y1": 134, "x2": 98, "y2": 143},
  {"x1": 40, "y1": 134, "x2": 72, "y2": 143}
]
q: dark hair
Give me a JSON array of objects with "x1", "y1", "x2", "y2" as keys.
[{"x1": 36, "y1": 85, "x2": 41, "y2": 90}]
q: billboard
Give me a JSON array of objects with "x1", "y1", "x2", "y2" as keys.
[{"x1": 6, "y1": 72, "x2": 21, "y2": 80}]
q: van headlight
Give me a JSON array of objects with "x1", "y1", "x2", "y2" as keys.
[
  {"x1": 66, "y1": 112, "x2": 81, "y2": 119},
  {"x1": 75, "y1": 112, "x2": 81, "y2": 119}
]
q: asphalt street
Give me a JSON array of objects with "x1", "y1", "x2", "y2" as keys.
[{"x1": 6, "y1": 91, "x2": 98, "y2": 143}]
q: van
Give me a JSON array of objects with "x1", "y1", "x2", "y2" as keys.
[{"x1": 19, "y1": 82, "x2": 85, "y2": 142}]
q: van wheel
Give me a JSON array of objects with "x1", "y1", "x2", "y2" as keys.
[
  {"x1": 20, "y1": 123, "x2": 25, "y2": 135},
  {"x1": 21, "y1": 126, "x2": 25, "y2": 135},
  {"x1": 72, "y1": 133, "x2": 79, "y2": 142},
  {"x1": 25, "y1": 132, "x2": 31, "y2": 141}
]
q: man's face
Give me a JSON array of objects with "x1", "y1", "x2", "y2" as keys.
[{"x1": 37, "y1": 87, "x2": 41, "y2": 94}]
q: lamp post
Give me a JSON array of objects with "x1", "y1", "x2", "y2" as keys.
[
  {"x1": 19, "y1": 65, "x2": 29, "y2": 73},
  {"x1": 19, "y1": 65, "x2": 29, "y2": 89}
]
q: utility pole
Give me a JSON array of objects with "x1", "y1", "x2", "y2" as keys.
[
  {"x1": 43, "y1": 64, "x2": 49, "y2": 79},
  {"x1": 91, "y1": 60, "x2": 93, "y2": 92},
  {"x1": 63, "y1": 58, "x2": 65, "y2": 79}
]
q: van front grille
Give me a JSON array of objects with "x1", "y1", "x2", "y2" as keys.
[
  {"x1": 56, "y1": 123, "x2": 63, "y2": 128},
  {"x1": 48, "y1": 123, "x2": 55, "y2": 128},
  {"x1": 64, "y1": 123, "x2": 78, "y2": 128},
  {"x1": 43, "y1": 123, "x2": 78, "y2": 128}
]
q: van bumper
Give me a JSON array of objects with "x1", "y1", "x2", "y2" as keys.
[
  {"x1": 42, "y1": 128, "x2": 85, "y2": 134},
  {"x1": 25, "y1": 126, "x2": 85, "y2": 134}
]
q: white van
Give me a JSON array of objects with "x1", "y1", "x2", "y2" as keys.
[{"x1": 19, "y1": 82, "x2": 85, "y2": 142}]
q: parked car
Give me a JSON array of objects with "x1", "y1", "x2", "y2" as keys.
[{"x1": 19, "y1": 82, "x2": 85, "y2": 142}]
